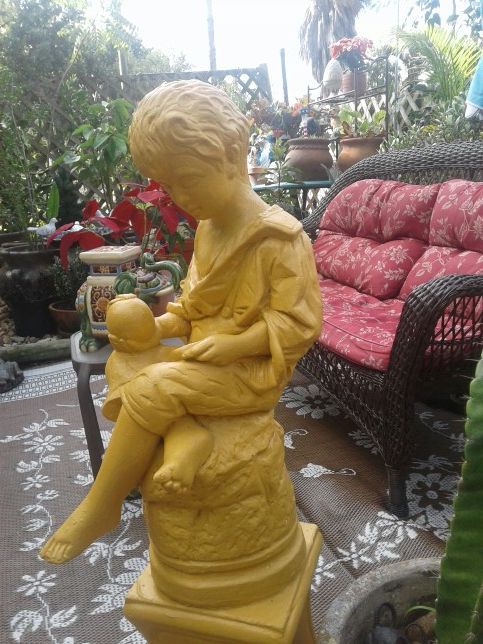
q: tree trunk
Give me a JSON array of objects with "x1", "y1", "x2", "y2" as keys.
[{"x1": 206, "y1": 0, "x2": 217, "y2": 71}]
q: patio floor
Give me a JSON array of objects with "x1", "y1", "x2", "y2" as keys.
[{"x1": 1, "y1": 361, "x2": 463, "y2": 642}]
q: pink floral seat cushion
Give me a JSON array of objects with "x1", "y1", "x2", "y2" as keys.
[
  {"x1": 315, "y1": 178, "x2": 483, "y2": 371},
  {"x1": 314, "y1": 179, "x2": 441, "y2": 299},
  {"x1": 400, "y1": 180, "x2": 483, "y2": 298},
  {"x1": 399, "y1": 247, "x2": 483, "y2": 299},
  {"x1": 319, "y1": 278, "x2": 404, "y2": 372}
]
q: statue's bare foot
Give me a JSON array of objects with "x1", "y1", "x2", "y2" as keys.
[
  {"x1": 40, "y1": 499, "x2": 121, "y2": 564},
  {"x1": 153, "y1": 461, "x2": 198, "y2": 493}
]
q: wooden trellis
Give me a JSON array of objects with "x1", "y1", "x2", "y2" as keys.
[
  {"x1": 5, "y1": 65, "x2": 273, "y2": 204},
  {"x1": 116, "y1": 65, "x2": 272, "y2": 108}
]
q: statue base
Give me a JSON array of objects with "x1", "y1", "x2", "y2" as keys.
[{"x1": 124, "y1": 522, "x2": 322, "y2": 644}]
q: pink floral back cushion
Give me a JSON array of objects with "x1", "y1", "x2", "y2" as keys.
[
  {"x1": 429, "y1": 180, "x2": 483, "y2": 252},
  {"x1": 321, "y1": 179, "x2": 440, "y2": 242},
  {"x1": 313, "y1": 230, "x2": 426, "y2": 299},
  {"x1": 399, "y1": 247, "x2": 483, "y2": 299}
]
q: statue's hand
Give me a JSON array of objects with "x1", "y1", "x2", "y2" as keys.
[
  {"x1": 172, "y1": 334, "x2": 239, "y2": 366},
  {"x1": 108, "y1": 331, "x2": 161, "y2": 354}
]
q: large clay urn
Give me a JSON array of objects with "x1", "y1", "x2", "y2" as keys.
[
  {"x1": 336, "y1": 136, "x2": 384, "y2": 173},
  {"x1": 284, "y1": 137, "x2": 333, "y2": 181},
  {"x1": 0, "y1": 246, "x2": 58, "y2": 336}
]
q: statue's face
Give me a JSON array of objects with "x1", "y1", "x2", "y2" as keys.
[{"x1": 160, "y1": 157, "x2": 237, "y2": 222}]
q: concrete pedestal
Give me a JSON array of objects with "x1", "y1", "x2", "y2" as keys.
[{"x1": 124, "y1": 523, "x2": 322, "y2": 644}]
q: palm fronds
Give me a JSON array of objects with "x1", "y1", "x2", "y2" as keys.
[{"x1": 398, "y1": 26, "x2": 481, "y2": 104}]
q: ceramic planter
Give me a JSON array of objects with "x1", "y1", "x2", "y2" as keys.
[
  {"x1": 284, "y1": 138, "x2": 333, "y2": 181},
  {"x1": 318, "y1": 558, "x2": 440, "y2": 643},
  {"x1": 77, "y1": 245, "x2": 142, "y2": 352},
  {"x1": 0, "y1": 246, "x2": 58, "y2": 337},
  {"x1": 336, "y1": 136, "x2": 384, "y2": 172}
]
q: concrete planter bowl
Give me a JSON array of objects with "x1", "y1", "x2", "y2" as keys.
[{"x1": 318, "y1": 558, "x2": 440, "y2": 643}]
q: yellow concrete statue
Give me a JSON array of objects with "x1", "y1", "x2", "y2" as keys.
[{"x1": 41, "y1": 80, "x2": 323, "y2": 642}]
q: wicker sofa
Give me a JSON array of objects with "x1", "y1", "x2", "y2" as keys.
[{"x1": 299, "y1": 141, "x2": 483, "y2": 517}]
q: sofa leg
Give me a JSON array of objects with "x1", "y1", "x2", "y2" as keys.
[{"x1": 386, "y1": 467, "x2": 409, "y2": 518}]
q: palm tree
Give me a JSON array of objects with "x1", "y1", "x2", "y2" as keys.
[
  {"x1": 206, "y1": 0, "x2": 216, "y2": 71},
  {"x1": 300, "y1": 0, "x2": 368, "y2": 82}
]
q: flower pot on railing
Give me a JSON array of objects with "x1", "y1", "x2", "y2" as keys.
[
  {"x1": 284, "y1": 137, "x2": 333, "y2": 181},
  {"x1": 336, "y1": 136, "x2": 384, "y2": 172},
  {"x1": 341, "y1": 70, "x2": 367, "y2": 95}
]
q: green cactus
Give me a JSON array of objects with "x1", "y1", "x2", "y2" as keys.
[{"x1": 436, "y1": 351, "x2": 483, "y2": 643}]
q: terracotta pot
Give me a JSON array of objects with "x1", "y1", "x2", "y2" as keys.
[
  {"x1": 336, "y1": 136, "x2": 384, "y2": 173},
  {"x1": 341, "y1": 70, "x2": 367, "y2": 95},
  {"x1": 284, "y1": 138, "x2": 333, "y2": 181},
  {"x1": 148, "y1": 285, "x2": 175, "y2": 316},
  {"x1": 0, "y1": 246, "x2": 58, "y2": 337},
  {"x1": 48, "y1": 300, "x2": 81, "y2": 336}
]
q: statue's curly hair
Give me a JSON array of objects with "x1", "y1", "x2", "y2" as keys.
[{"x1": 129, "y1": 80, "x2": 250, "y2": 181}]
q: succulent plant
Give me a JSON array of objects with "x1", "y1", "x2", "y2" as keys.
[{"x1": 436, "y1": 351, "x2": 483, "y2": 643}]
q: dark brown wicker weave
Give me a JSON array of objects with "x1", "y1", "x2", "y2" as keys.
[{"x1": 299, "y1": 141, "x2": 483, "y2": 517}]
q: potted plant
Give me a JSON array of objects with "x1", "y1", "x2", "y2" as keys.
[
  {"x1": 335, "y1": 108, "x2": 386, "y2": 172},
  {"x1": 48, "y1": 253, "x2": 88, "y2": 336},
  {"x1": 51, "y1": 181, "x2": 195, "y2": 351},
  {"x1": 0, "y1": 183, "x2": 61, "y2": 337},
  {"x1": 318, "y1": 350, "x2": 483, "y2": 643},
  {"x1": 284, "y1": 106, "x2": 334, "y2": 181},
  {"x1": 330, "y1": 36, "x2": 373, "y2": 94},
  {"x1": 54, "y1": 98, "x2": 140, "y2": 211},
  {"x1": 246, "y1": 99, "x2": 303, "y2": 181}
]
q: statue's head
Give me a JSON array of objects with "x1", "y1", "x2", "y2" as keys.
[{"x1": 129, "y1": 80, "x2": 250, "y2": 206}]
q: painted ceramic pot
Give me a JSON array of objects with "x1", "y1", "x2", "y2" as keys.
[
  {"x1": 336, "y1": 136, "x2": 384, "y2": 172},
  {"x1": 77, "y1": 246, "x2": 142, "y2": 346},
  {"x1": 284, "y1": 138, "x2": 333, "y2": 181}
]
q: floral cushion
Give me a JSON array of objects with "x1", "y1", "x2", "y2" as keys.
[
  {"x1": 319, "y1": 278, "x2": 403, "y2": 371},
  {"x1": 429, "y1": 179, "x2": 483, "y2": 252},
  {"x1": 320, "y1": 179, "x2": 440, "y2": 242},
  {"x1": 314, "y1": 231, "x2": 426, "y2": 299},
  {"x1": 400, "y1": 247, "x2": 483, "y2": 299},
  {"x1": 315, "y1": 179, "x2": 482, "y2": 371}
]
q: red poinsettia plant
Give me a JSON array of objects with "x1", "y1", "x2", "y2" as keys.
[
  {"x1": 47, "y1": 181, "x2": 197, "y2": 268},
  {"x1": 330, "y1": 36, "x2": 373, "y2": 72}
]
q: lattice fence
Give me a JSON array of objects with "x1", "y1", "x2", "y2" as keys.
[
  {"x1": 5, "y1": 65, "x2": 273, "y2": 204},
  {"x1": 117, "y1": 65, "x2": 272, "y2": 107},
  {"x1": 334, "y1": 89, "x2": 430, "y2": 130}
]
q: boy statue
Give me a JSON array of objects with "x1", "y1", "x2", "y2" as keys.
[{"x1": 40, "y1": 80, "x2": 322, "y2": 612}]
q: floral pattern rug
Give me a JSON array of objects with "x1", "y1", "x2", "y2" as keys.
[{"x1": 0, "y1": 361, "x2": 464, "y2": 643}]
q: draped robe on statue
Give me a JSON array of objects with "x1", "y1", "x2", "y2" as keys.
[{"x1": 103, "y1": 205, "x2": 322, "y2": 432}]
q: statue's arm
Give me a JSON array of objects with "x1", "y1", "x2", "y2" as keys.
[
  {"x1": 175, "y1": 320, "x2": 269, "y2": 365},
  {"x1": 155, "y1": 311, "x2": 191, "y2": 339}
]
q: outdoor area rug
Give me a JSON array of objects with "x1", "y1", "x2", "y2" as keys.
[{"x1": 0, "y1": 360, "x2": 465, "y2": 643}]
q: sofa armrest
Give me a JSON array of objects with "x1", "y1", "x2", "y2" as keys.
[{"x1": 384, "y1": 274, "x2": 483, "y2": 401}]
